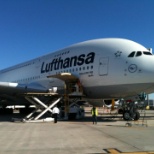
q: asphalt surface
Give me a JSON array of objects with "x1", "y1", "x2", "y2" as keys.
[{"x1": 0, "y1": 108, "x2": 154, "y2": 154}]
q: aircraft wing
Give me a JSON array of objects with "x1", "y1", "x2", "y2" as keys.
[
  {"x1": 0, "y1": 81, "x2": 47, "y2": 95},
  {"x1": 0, "y1": 73, "x2": 79, "y2": 106}
]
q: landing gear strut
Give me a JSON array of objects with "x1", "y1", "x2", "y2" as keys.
[{"x1": 121, "y1": 92, "x2": 146, "y2": 121}]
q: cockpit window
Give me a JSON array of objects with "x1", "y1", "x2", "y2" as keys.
[
  {"x1": 143, "y1": 51, "x2": 153, "y2": 55},
  {"x1": 128, "y1": 51, "x2": 136, "y2": 57},
  {"x1": 136, "y1": 51, "x2": 142, "y2": 57},
  {"x1": 128, "y1": 51, "x2": 153, "y2": 58}
]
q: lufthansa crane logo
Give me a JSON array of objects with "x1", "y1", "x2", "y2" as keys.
[
  {"x1": 115, "y1": 51, "x2": 122, "y2": 57},
  {"x1": 128, "y1": 64, "x2": 137, "y2": 73}
]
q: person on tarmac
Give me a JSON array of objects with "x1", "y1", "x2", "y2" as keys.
[
  {"x1": 52, "y1": 106, "x2": 60, "y2": 123},
  {"x1": 91, "y1": 106, "x2": 98, "y2": 124}
]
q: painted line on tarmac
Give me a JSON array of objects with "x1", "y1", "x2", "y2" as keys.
[{"x1": 103, "y1": 148, "x2": 154, "y2": 154}]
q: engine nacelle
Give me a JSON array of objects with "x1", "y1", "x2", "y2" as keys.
[
  {"x1": 86, "y1": 99, "x2": 104, "y2": 107},
  {"x1": 104, "y1": 100, "x2": 112, "y2": 106},
  {"x1": 86, "y1": 99, "x2": 119, "y2": 107},
  {"x1": 103, "y1": 99, "x2": 119, "y2": 107}
]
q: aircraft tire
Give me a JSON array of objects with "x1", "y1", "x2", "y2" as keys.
[
  {"x1": 68, "y1": 113, "x2": 76, "y2": 120},
  {"x1": 134, "y1": 111, "x2": 140, "y2": 121},
  {"x1": 123, "y1": 111, "x2": 130, "y2": 121}
]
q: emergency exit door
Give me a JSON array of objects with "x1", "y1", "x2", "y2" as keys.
[{"x1": 99, "y1": 57, "x2": 109, "y2": 76}]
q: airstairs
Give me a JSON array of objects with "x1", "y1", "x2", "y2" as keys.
[{"x1": 133, "y1": 109, "x2": 148, "y2": 127}]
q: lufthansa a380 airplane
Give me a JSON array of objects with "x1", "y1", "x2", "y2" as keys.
[{"x1": 0, "y1": 38, "x2": 153, "y2": 120}]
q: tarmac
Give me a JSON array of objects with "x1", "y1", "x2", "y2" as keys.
[{"x1": 0, "y1": 107, "x2": 154, "y2": 154}]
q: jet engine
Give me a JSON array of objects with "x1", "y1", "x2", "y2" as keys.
[
  {"x1": 103, "y1": 99, "x2": 119, "y2": 107},
  {"x1": 86, "y1": 99, "x2": 119, "y2": 107}
]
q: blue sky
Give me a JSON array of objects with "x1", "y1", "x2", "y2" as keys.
[{"x1": 0, "y1": 0, "x2": 154, "y2": 98}]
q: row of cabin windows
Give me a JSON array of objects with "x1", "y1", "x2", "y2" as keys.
[
  {"x1": 14, "y1": 65, "x2": 94, "y2": 82},
  {"x1": 0, "y1": 62, "x2": 32, "y2": 73},
  {"x1": 14, "y1": 76, "x2": 40, "y2": 83},
  {"x1": 54, "y1": 51, "x2": 70, "y2": 58},
  {"x1": 56, "y1": 65, "x2": 93, "y2": 74}
]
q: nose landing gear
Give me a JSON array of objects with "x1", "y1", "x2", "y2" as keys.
[
  {"x1": 122, "y1": 92, "x2": 146, "y2": 121},
  {"x1": 123, "y1": 110, "x2": 140, "y2": 121}
]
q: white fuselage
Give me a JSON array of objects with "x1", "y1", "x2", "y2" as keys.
[{"x1": 0, "y1": 38, "x2": 154, "y2": 100}]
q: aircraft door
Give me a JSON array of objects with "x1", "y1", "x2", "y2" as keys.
[{"x1": 99, "y1": 57, "x2": 109, "y2": 76}]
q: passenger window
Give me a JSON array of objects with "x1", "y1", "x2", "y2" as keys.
[
  {"x1": 128, "y1": 51, "x2": 135, "y2": 57},
  {"x1": 136, "y1": 51, "x2": 142, "y2": 57}
]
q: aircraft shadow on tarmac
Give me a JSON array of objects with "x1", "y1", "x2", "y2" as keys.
[
  {"x1": 0, "y1": 113, "x2": 119, "y2": 123},
  {"x1": 0, "y1": 109, "x2": 154, "y2": 123}
]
